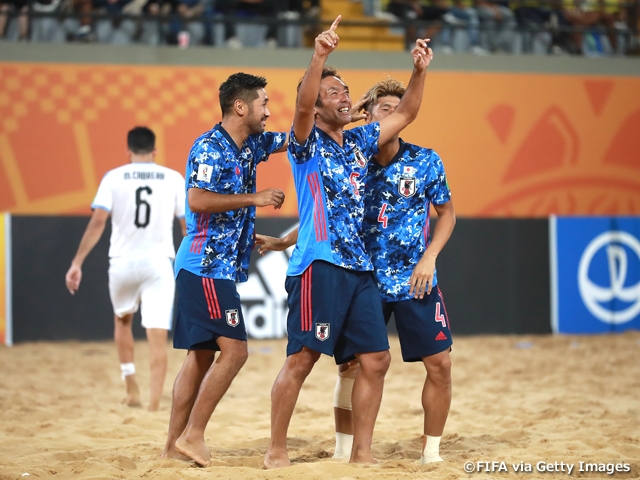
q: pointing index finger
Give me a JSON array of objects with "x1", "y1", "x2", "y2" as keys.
[{"x1": 330, "y1": 15, "x2": 341, "y2": 31}]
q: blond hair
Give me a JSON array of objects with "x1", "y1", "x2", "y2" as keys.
[{"x1": 362, "y1": 77, "x2": 406, "y2": 113}]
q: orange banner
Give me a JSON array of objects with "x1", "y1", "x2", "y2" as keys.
[{"x1": 0, "y1": 63, "x2": 639, "y2": 217}]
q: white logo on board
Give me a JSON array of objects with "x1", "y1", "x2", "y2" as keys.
[{"x1": 578, "y1": 231, "x2": 640, "y2": 324}]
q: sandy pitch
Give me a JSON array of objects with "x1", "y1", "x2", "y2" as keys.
[{"x1": 1, "y1": 332, "x2": 639, "y2": 479}]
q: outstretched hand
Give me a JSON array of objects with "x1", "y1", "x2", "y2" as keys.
[
  {"x1": 315, "y1": 15, "x2": 341, "y2": 56},
  {"x1": 411, "y1": 38, "x2": 433, "y2": 71},
  {"x1": 255, "y1": 234, "x2": 288, "y2": 255}
]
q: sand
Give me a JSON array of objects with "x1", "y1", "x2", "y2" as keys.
[{"x1": 1, "y1": 332, "x2": 639, "y2": 480}]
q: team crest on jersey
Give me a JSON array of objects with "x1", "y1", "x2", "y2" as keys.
[
  {"x1": 225, "y1": 309, "x2": 240, "y2": 327},
  {"x1": 354, "y1": 149, "x2": 367, "y2": 168},
  {"x1": 197, "y1": 163, "x2": 212, "y2": 182},
  {"x1": 315, "y1": 323, "x2": 330, "y2": 341},
  {"x1": 399, "y1": 176, "x2": 416, "y2": 198}
]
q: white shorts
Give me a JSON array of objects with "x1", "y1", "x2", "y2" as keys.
[{"x1": 108, "y1": 256, "x2": 175, "y2": 330}]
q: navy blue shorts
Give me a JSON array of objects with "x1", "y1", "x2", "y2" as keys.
[
  {"x1": 285, "y1": 260, "x2": 389, "y2": 365},
  {"x1": 383, "y1": 285, "x2": 452, "y2": 362},
  {"x1": 173, "y1": 269, "x2": 247, "y2": 351}
]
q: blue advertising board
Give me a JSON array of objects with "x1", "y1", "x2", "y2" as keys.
[{"x1": 550, "y1": 216, "x2": 640, "y2": 334}]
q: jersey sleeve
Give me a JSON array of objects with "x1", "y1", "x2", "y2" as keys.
[
  {"x1": 287, "y1": 124, "x2": 317, "y2": 165},
  {"x1": 174, "y1": 172, "x2": 186, "y2": 218},
  {"x1": 425, "y1": 150, "x2": 452, "y2": 205},
  {"x1": 91, "y1": 172, "x2": 113, "y2": 212},
  {"x1": 186, "y1": 139, "x2": 223, "y2": 192},
  {"x1": 254, "y1": 131, "x2": 287, "y2": 165},
  {"x1": 351, "y1": 122, "x2": 380, "y2": 159}
]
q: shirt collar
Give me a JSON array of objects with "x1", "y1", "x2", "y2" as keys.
[
  {"x1": 316, "y1": 126, "x2": 358, "y2": 152},
  {"x1": 213, "y1": 123, "x2": 241, "y2": 154},
  {"x1": 371, "y1": 138, "x2": 407, "y2": 168}
]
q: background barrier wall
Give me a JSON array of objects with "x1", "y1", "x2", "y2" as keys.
[
  {"x1": 0, "y1": 213, "x2": 8, "y2": 345},
  {"x1": 10, "y1": 216, "x2": 551, "y2": 342}
]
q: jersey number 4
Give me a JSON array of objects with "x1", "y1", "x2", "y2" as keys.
[
  {"x1": 135, "y1": 186, "x2": 152, "y2": 228},
  {"x1": 435, "y1": 303, "x2": 446, "y2": 327},
  {"x1": 377, "y1": 203, "x2": 389, "y2": 229}
]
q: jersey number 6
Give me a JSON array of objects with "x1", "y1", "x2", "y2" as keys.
[{"x1": 135, "y1": 186, "x2": 153, "y2": 228}]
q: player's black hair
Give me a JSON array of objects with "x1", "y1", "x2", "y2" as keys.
[
  {"x1": 296, "y1": 66, "x2": 343, "y2": 108},
  {"x1": 127, "y1": 126, "x2": 155, "y2": 154},
  {"x1": 219, "y1": 73, "x2": 268, "y2": 116}
]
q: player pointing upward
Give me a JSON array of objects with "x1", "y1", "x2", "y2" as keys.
[
  {"x1": 257, "y1": 77, "x2": 454, "y2": 465},
  {"x1": 263, "y1": 15, "x2": 433, "y2": 469}
]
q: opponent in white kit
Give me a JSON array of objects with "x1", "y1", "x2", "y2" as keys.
[{"x1": 65, "y1": 126, "x2": 186, "y2": 411}]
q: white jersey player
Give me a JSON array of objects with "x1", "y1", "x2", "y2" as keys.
[{"x1": 65, "y1": 126, "x2": 186, "y2": 412}]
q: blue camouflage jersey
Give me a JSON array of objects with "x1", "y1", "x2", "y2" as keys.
[
  {"x1": 175, "y1": 124, "x2": 286, "y2": 282},
  {"x1": 287, "y1": 123, "x2": 381, "y2": 276},
  {"x1": 363, "y1": 139, "x2": 451, "y2": 302}
]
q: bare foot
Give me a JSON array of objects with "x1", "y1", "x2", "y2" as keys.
[
  {"x1": 160, "y1": 448, "x2": 191, "y2": 461},
  {"x1": 174, "y1": 434, "x2": 211, "y2": 466},
  {"x1": 349, "y1": 453, "x2": 380, "y2": 464},
  {"x1": 263, "y1": 450, "x2": 292, "y2": 469},
  {"x1": 123, "y1": 376, "x2": 142, "y2": 408},
  {"x1": 147, "y1": 401, "x2": 159, "y2": 412},
  {"x1": 121, "y1": 395, "x2": 142, "y2": 408}
]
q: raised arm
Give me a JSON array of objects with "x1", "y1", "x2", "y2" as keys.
[
  {"x1": 188, "y1": 187, "x2": 285, "y2": 214},
  {"x1": 293, "y1": 16, "x2": 341, "y2": 144},
  {"x1": 378, "y1": 39, "x2": 432, "y2": 147},
  {"x1": 65, "y1": 208, "x2": 110, "y2": 294}
]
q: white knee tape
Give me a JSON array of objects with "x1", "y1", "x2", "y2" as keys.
[
  {"x1": 120, "y1": 362, "x2": 135, "y2": 379},
  {"x1": 333, "y1": 363, "x2": 359, "y2": 410}
]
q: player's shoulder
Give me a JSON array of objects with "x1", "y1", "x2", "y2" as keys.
[
  {"x1": 190, "y1": 127, "x2": 222, "y2": 152},
  {"x1": 100, "y1": 163, "x2": 129, "y2": 182},
  {"x1": 345, "y1": 123, "x2": 377, "y2": 138},
  {"x1": 247, "y1": 130, "x2": 287, "y2": 147},
  {"x1": 106, "y1": 163, "x2": 131, "y2": 174},
  {"x1": 402, "y1": 141, "x2": 439, "y2": 161},
  {"x1": 345, "y1": 123, "x2": 379, "y2": 148},
  {"x1": 403, "y1": 140, "x2": 433, "y2": 154}
]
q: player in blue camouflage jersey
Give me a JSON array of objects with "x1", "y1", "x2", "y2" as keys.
[
  {"x1": 331, "y1": 77, "x2": 456, "y2": 465},
  {"x1": 161, "y1": 72, "x2": 287, "y2": 466},
  {"x1": 263, "y1": 16, "x2": 433, "y2": 469},
  {"x1": 257, "y1": 77, "x2": 455, "y2": 465}
]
